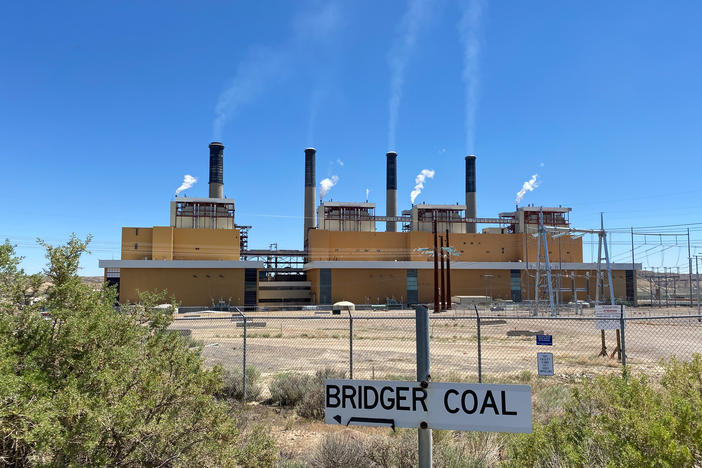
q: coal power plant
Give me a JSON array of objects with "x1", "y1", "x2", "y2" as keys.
[{"x1": 99, "y1": 142, "x2": 640, "y2": 310}]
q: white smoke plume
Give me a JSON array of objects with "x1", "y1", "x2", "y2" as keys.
[
  {"x1": 410, "y1": 169, "x2": 435, "y2": 204},
  {"x1": 307, "y1": 88, "x2": 325, "y2": 146},
  {"x1": 366, "y1": 188, "x2": 370, "y2": 200},
  {"x1": 175, "y1": 174, "x2": 197, "y2": 195},
  {"x1": 515, "y1": 174, "x2": 539, "y2": 204},
  {"x1": 458, "y1": 0, "x2": 484, "y2": 153},
  {"x1": 320, "y1": 176, "x2": 339, "y2": 199},
  {"x1": 387, "y1": 0, "x2": 430, "y2": 149},
  {"x1": 213, "y1": 2, "x2": 341, "y2": 140},
  {"x1": 213, "y1": 47, "x2": 287, "y2": 140}
]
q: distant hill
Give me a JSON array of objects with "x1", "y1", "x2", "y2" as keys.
[{"x1": 81, "y1": 276, "x2": 104, "y2": 288}]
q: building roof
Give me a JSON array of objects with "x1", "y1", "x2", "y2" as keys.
[
  {"x1": 319, "y1": 201, "x2": 375, "y2": 208},
  {"x1": 171, "y1": 197, "x2": 235, "y2": 203},
  {"x1": 517, "y1": 206, "x2": 571, "y2": 213},
  {"x1": 99, "y1": 260, "x2": 264, "y2": 269},
  {"x1": 413, "y1": 204, "x2": 467, "y2": 210}
]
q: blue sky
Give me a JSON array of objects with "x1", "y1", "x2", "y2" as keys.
[{"x1": 2, "y1": 1, "x2": 701, "y2": 276}]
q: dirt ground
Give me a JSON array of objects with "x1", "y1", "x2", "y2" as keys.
[{"x1": 168, "y1": 306, "x2": 702, "y2": 391}]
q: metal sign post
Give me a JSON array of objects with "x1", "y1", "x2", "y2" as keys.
[
  {"x1": 324, "y1": 306, "x2": 533, "y2": 466},
  {"x1": 416, "y1": 305, "x2": 432, "y2": 467},
  {"x1": 596, "y1": 305, "x2": 624, "y2": 362}
]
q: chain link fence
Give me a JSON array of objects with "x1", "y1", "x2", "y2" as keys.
[{"x1": 168, "y1": 306, "x2": 702, "y2": 401}]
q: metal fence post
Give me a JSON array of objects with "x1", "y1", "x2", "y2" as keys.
[
  {"x1": 348, "y1": 310, "x2": 353, "y2": 379},
  {"x1": 242, "y1": 312, "x2": 247, "y2": 403},
  {"x1": 475, "y1": 305, "x2": 482, "y2": 383},
  {"x1": 619, "y1": 305, "x2": 626, "y2": 368},
  {"x1": 416, "y1": 305, "x2": 432, "y2": 468},
  {"x1": 696, "y1": 256, "x2": 700, "y2": 322}
]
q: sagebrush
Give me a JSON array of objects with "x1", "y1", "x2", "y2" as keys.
[{"x1": 0, "y1": 237, "x2": 269, "y2": 466}]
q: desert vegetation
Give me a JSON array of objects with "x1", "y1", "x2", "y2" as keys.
[{"x1": 2, "y1": 236, "x2": 702, "y2": 467}]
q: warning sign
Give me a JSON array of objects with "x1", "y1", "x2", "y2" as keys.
[{"x1": 595, "y1": 305, "x2": 622, "y2": 330}]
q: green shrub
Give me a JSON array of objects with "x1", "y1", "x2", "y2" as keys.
[
  {"x1": 296, "y1": 368, "x2": 345, "y2": 420},
  {"x1": 533, "y1": 383, "x2": 571, "y2": 423},
  {"x1": 364, "y1": 430, "x2": 417, "y2": 468},
  {"x1": 308, "y1": 428, "x2": 502, "y2": 468},
  {"x1": 236, "y1": 425, "x2": 279, "y2": 468},
  {"x1": 221, "y1": 366, "x2": 263, "y2": 401},
  {"x1": 506, "y1": 356, "x2": 702, "y2": 467},
  {"x1": 0, "y1": 237, "x2": 240, "y2": 466},
  {"x1": 276, "y1": 460, "x2": 307, "y2": 468},
  {"x1": 309, "y1": 431, "x2": 369, "y2": 468},
  {"x1": 270, "y1": 373, "x2": 312, "y2": 407},
  {"x1": 434, "y1": 431, "x2": 503, "y2": 468}
]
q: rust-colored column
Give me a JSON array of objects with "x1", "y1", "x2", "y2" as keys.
[
  {"x1": 440, "y1": 236, "x2": 446, "y2": 311},
  {"x1": 433, "y1": 220, "x2": 439, "y2": 314},
  {"x1": 446, "y1": 229, "x2": 452, "y2": 310}
]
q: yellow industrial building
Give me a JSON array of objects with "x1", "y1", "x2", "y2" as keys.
[{"x1": 100, "y1": 143, "x2": 638, "y2": 309}]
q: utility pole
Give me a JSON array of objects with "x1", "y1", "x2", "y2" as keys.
[
  {"x1": 673, "y1": 274, "x2": 677, "y2": 307},
  {"x1": 689, "y1": 228, "x2": 693, "y2": 307},
  {"x1": 602, "y1": 213, "x2": 616, "y2": 306},
  {"x1": 558, "y1": 238, "x2": 563, "y2": 306},
  {"x1": 595, "y1": 224, "x2": 603, "y2": 304},
  {"x1": 446, "y1": 229, "x2": 452, "y2": 310},
  {"x1": 665, "y1": 267, "x2": 669, "y2": 307},
  {"x1": 539, "y1": 211, "x2": 556, "y2": 315},
  {"x1": 525, "y1": 229, "x2": 530, "y2": 303},
  {"x1": 440, "y1": 236, "x2": 446, "y2": 311},
  {"x1": 631, "y1": 227, "x2": 637, "y2": 306},
  {"x1": 586, "y1": 272, "x2": 591, "y2": 302},
  {"x1": 534, "y1": 224, "x2": 542, "y2": 310},
  {"x1": 433, "y1": 219, "x2": 439, "y2": 314},
  {"x1": 696, "y1": 256, "x2": 700, "y2": 321}
]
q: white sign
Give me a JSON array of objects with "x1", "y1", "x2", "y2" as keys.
[
  {"x1": 325, "y1": 379, "x2": 532, "y2": 433},
  {"x1": 595, "y1": 305, "x2": 623, "y2": 330},
  {"x1": 537, "y1": 352, "x2": 554, "y2": 376}
]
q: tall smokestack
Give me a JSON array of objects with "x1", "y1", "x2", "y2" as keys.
[
  {"x1": 304, "y1": 147, "x2": 317, "y2": 248},
  {"x1": 208, "y1": 142, "x2": 224, "y2": 198},
  {"x1": 386, "y1": 151, "x2": 397, "y2": 232},
  {"x1": 465, "y1": 154, "x2": 476, "y2": 233}
]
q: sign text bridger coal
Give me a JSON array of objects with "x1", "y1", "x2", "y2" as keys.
[{"x1": 325, "y1": 380, "x2": 532, "y2": 433}]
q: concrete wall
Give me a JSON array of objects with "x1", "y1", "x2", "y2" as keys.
[
  {"x1": 119, "y1": 268, "x2": 246, "y2": 306},
  {"x1": 429, "y1": 269, "x2": 512, "y2": 301},
  {"x1": 330, "y1": 269, "x2": 407, "y2": 304},
  {"x1": 258, "y1": 281, "x2": 312, "y2": 302},
  {"x1": 304, "y1": 268, "x2": 513, "y2": 304},
  {"x1": 153, "y1": 226, "x2": 174, "y2": 260},
  {"x1": 172, "y1": 228, "x2": 239, "y2": 260},
  {"x1": 307, "y1": 269, "x2": 320, "y2": 305},
  {"x1": 522, "y1": 234, "x2": 583, "y2": 263},
  {"x1": 122, "y1": 227, "x2": 153, "y2": 260},
  {"x1": 308, "y1": 230, "x2": 583, "y2": 263},
  {"x1": 305, "y1": 266, "x2": 631, "y2": 305},
  {"x1": 121, "y1": 226, "x2": 240, "y2": 261}
]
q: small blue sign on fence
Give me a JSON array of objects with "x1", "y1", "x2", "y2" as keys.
[{"x1": 536, "y1": 335, "x2": 552, "y2": 346}]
